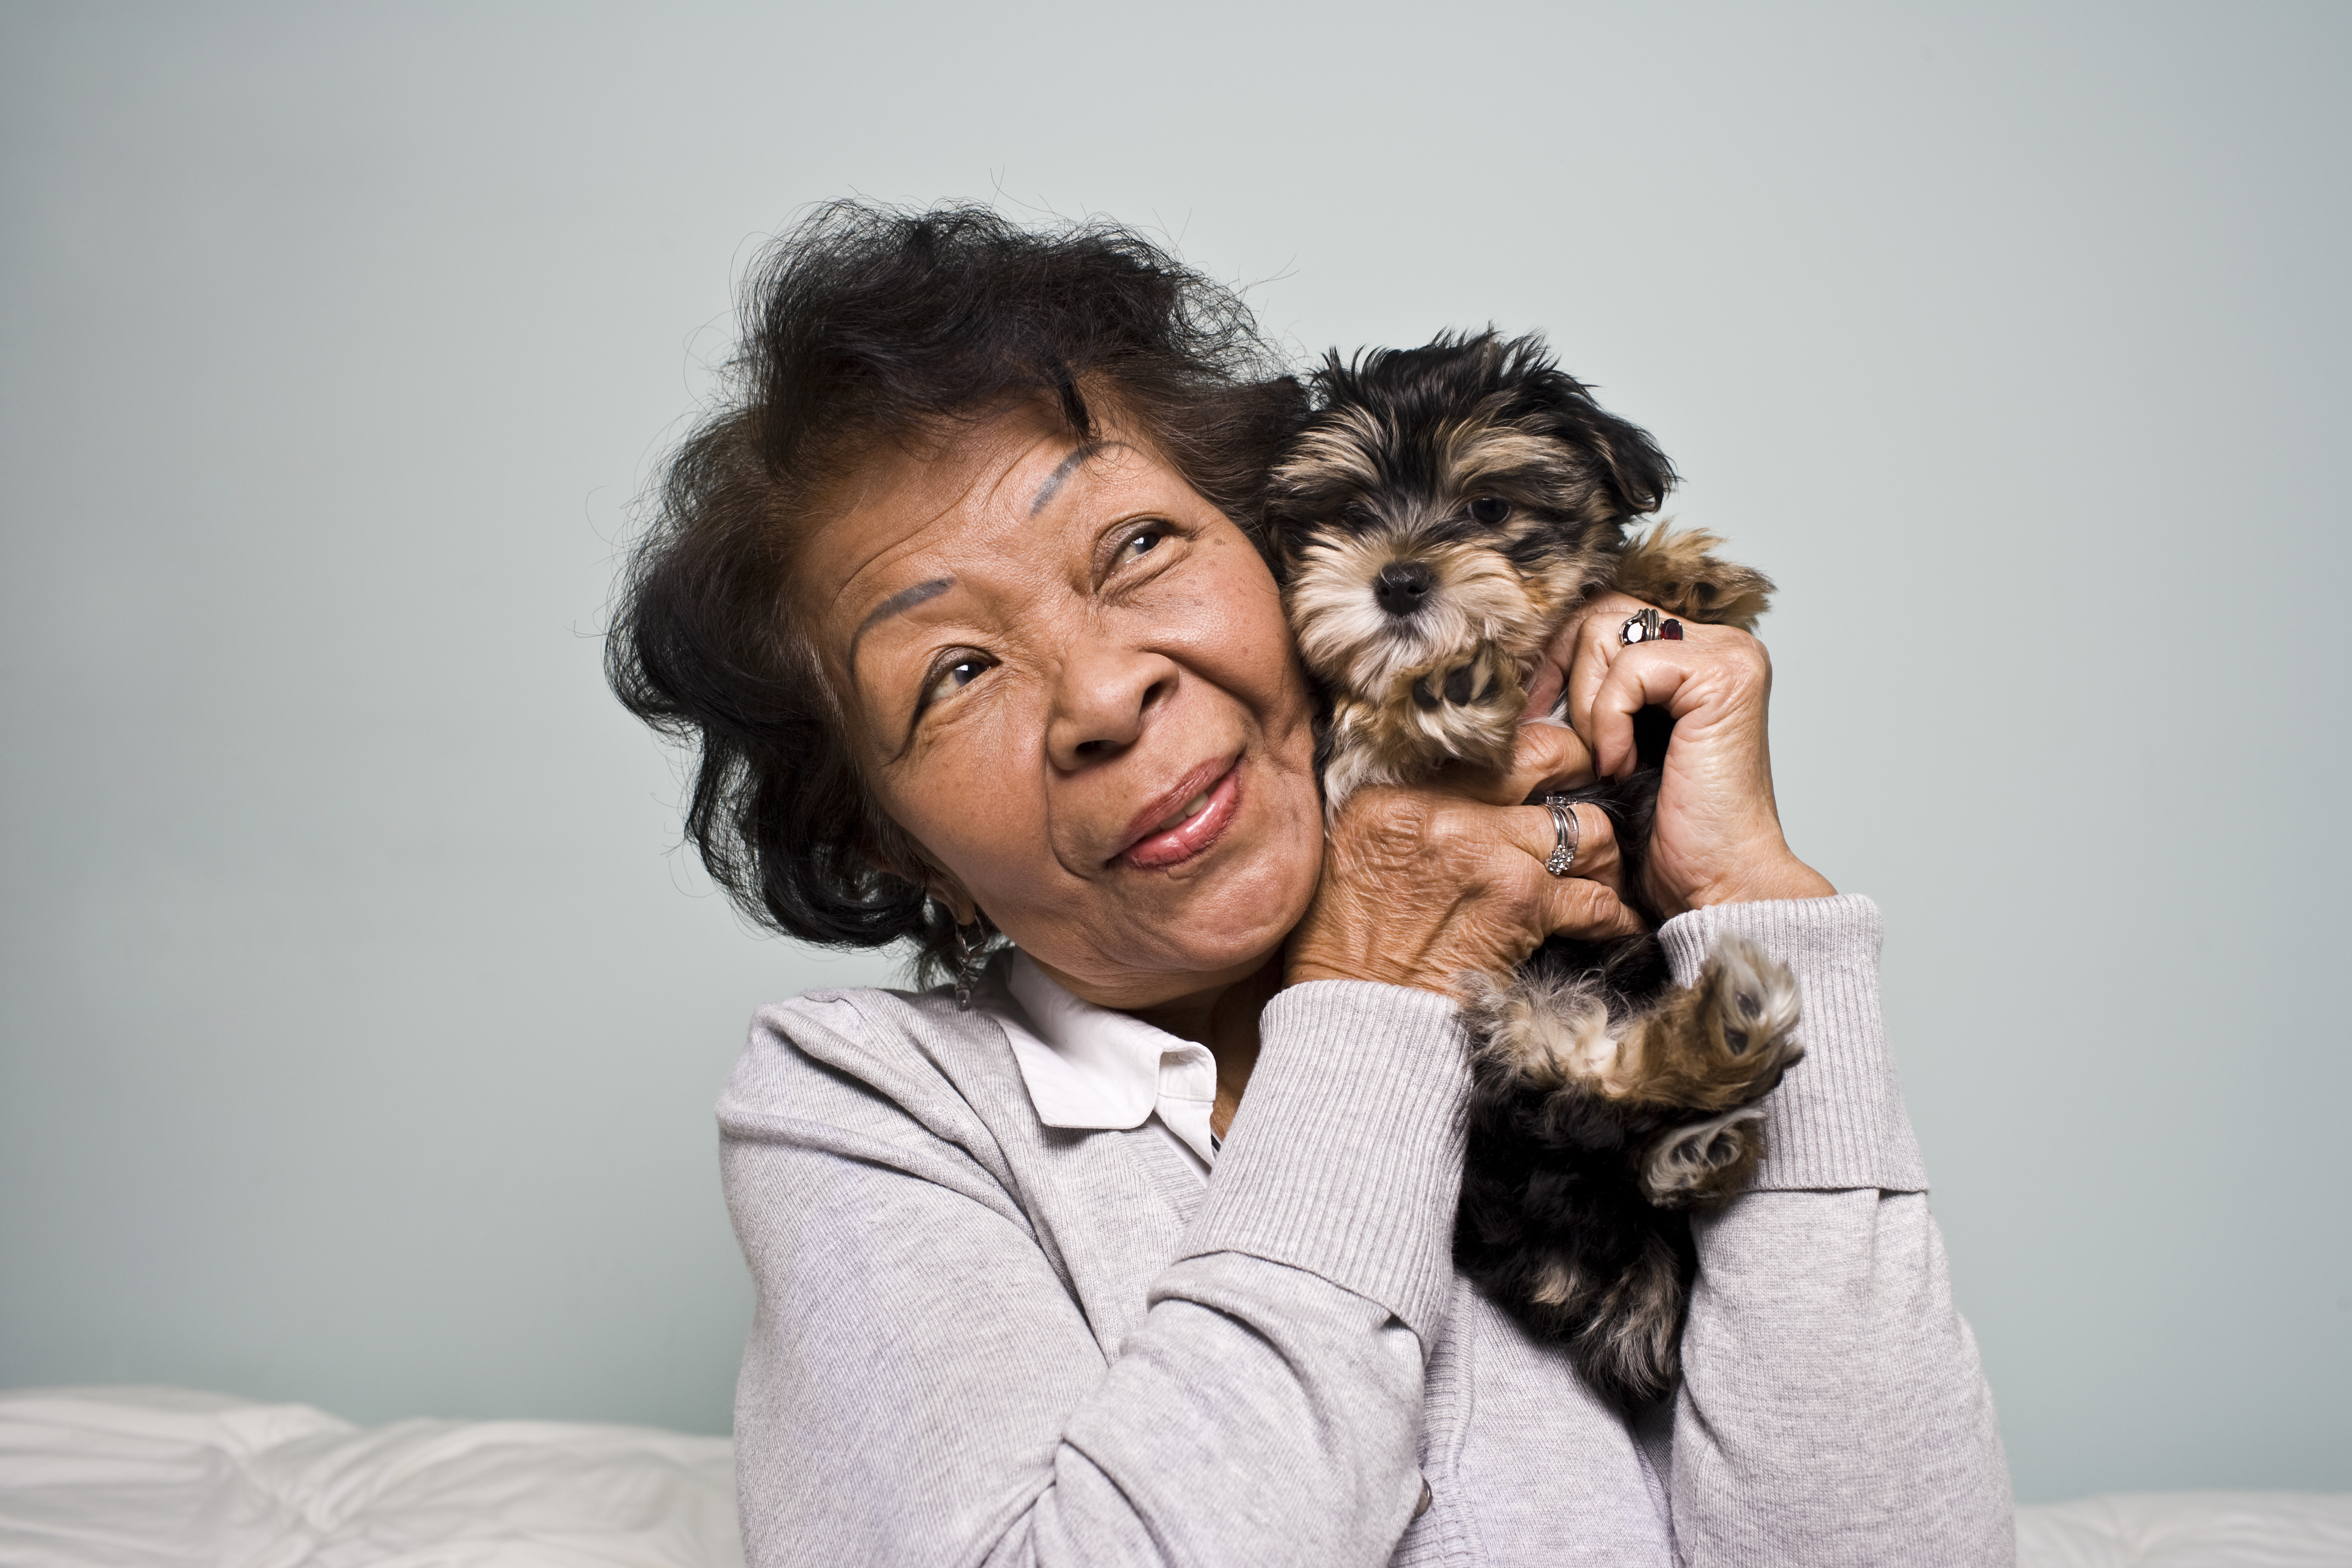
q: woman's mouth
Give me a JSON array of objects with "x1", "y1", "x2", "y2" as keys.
[{"x1": 1119, "y1": 760, "x2": 1242, "y2": 870}]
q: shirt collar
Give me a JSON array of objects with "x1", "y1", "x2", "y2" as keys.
[{"x1": 997, "y1": 952, "x2": 1220, "y2": 1167}]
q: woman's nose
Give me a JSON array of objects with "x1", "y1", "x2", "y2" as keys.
[{"x1": 1045, "y1": 645, "x2": 1178, "y2": 769}]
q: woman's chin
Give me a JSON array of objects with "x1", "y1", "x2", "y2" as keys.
[
  {"x1": 1021, "y1": 867, "x2": 1311, "y2": 1006},
  {"x1": 1134, "y1": 869, "x2": 1314, "y2": 983}
]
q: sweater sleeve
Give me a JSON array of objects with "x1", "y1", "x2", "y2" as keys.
[
  {"x1": 1653, "y1": 895, "x2": 2015, "y2": 1568},
  {"x1": 722, "y1": 980, "x2": 1472, "y2": 1568}
]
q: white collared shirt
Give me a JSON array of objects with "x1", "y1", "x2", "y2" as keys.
[{"x1": 996, "y1": 952, "x2": 1221, "y2": 1173}]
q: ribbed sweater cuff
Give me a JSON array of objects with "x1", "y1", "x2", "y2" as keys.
[
  {"x1": 1657, "y1": 894, "x2": 1928, "y2": 1193},
  {"x1": 1175, "y1": 981, "x2": 1470, "y2": 1343}
]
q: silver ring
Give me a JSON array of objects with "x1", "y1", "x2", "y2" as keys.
[
  {"x1": 1543, "y1": 794, "x2": 1581, "y2": 877},
  {"x1": 1618, "y1": 607, "x2": 1684, "y2": 645}
]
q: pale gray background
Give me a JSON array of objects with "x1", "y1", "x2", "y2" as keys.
[{"x1": 1, "y1": 0, "x2": 2344, "y2": 1506}]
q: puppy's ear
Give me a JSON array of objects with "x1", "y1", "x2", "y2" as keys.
[
  {"x1": 1566, "y1": 400, "x2": 1674, "y2": 520},
  {"x1": 1496, "y1": 336, "x2": 1676, "y2": 520}
]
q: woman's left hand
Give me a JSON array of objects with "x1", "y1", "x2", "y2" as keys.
[{"x1": 1522, "y1": 592, "x2": 1834, "y2": 918}]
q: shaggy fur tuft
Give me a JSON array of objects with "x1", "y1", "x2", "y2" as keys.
[{"x1": 1267, "y1": 331, "x2": 1804, "y2": 1411}]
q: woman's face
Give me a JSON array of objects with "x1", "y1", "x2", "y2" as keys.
[{"x1": 803, "y1": 401, "x2": 1324, "y2": 1011}]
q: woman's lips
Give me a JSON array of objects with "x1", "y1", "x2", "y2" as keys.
[{"x1": 1119, "y1": 760, "x2": 1242, "y2": 870}]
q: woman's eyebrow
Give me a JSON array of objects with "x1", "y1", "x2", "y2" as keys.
[
  {"x1": 847, "y1": 575, "x2": 955, "y2": 680},
  {"x1": 1028, "y1": 438, "x2": 1143, "y2": 516},
  {"x1": 1029, "y1": 442, "x2": 1103, "y2": 515}
]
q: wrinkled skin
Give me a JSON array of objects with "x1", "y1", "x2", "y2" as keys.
[
  {"x1": 804, "y1": 401, "x2": 1828, "y2": 1132},
  {"x1": 1520, "y1": 592, "x2": 1835, "y2": 919}
]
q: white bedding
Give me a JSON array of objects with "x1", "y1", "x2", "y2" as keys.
[
  {"x1": 2013, "y1": 1491, "x2": 2352, "y2": 1568},
  {"x1": 0, "y1": 1388, "x2": 741, "y2": 1568},
  {"x1": 1, "y1": 1387, "x2": 2345, "y2": 1567}
]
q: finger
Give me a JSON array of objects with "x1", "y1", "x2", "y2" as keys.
[
  {"x1": 1474, "y1": 797, "x2": 1642, "y2": 938},
  {"x1": 1458, "y1": 721, "x2": 1597, "y2": 806},
  {"x1": 1588, "y1": 645, "x2": 1707, "y2": 777},
  {"x1": 1561, "y1": 592, "x2": 1653, "y2": 747},
  {"x1": 1519, "y1": 659, "x2": 1565, "y2": 723},
  {"x1": 1518, "y1": 620, "x2": 1577, "y2": 721},
  {"x1": 1487, "y1": 798, "x2": 1623, "y2": 893},
  {"x1": 1486, "y1": 798, "x2": 1558, "y2": 866},
  {"x1": 1535, "y1": 869, "x2": 1644, "y2": 941},
  {"x1": 1559, "y1": 800, "x2": 1624, "y2": 897}
]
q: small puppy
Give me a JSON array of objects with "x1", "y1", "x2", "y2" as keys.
[{"x1": 1266, "y1": 332, "x2": 1805, "y2": 1410}]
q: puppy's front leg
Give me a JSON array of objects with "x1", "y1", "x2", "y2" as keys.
[
  {"x1": 1611, "y1": 525, "x2": 1776, "y2": 630},
  {"x1": 1459, "y1": 967, "x2": 1630, "y2": 1102},
  {"x1": 1619, "y1": 936, "x2": 1805, "y2": 1203}
]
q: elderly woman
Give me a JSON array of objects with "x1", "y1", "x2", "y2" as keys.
[{"x1": 609, "y1": 203, "x2": 2012, "y2": 1567}]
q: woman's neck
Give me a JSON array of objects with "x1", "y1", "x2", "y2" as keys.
[{"x1": 1127, "y1": 954, "x2": 1283, "y2": 1140}]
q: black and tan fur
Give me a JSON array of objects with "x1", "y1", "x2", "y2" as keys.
[{"x1": 1266, "y1": 332, "x2": 1801, "y2": 1410}]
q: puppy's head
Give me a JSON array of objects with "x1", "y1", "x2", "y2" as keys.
[{"x1": 1267, "y1": 332, "x2": 1673, "y2": 796}]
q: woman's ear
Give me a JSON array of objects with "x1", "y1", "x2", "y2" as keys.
[
  {"x1": 922, "y1": 871, "x2": 978, "y2": 928},
  {"x1": 857, "y1": 819, "x2": 979, "y2": 925}
]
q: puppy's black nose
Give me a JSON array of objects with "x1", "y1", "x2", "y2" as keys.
[{"x1": 1372, "y1": 560, "x2": 1436, "y2": 617}]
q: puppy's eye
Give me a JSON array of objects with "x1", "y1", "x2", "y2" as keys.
[{"x1": 1467, "y1": 496, "x2": 1513, "y2": 525}]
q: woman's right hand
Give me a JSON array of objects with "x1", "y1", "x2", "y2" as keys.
[{"x1": 1284, "y1": 724, "x2": 1642, "y2": 995}]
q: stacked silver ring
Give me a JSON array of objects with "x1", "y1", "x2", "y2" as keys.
[{"x1": 1543, "y1": 794, "x2": 1581, "y2": 877}]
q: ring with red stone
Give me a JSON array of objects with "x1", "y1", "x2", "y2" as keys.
[{"x1": 1620, "y1": 607, "x2": 1687, "y2": 645}]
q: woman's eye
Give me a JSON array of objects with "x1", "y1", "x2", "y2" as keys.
[
  {"x1": 922, "y1": 655, "x2": 991, "y2": 707},
  {"x1": 1467, "y1": 496, "x2": 1513, "y2": 525},
  {"x1": 1115, "y1": 525, "x2": 1168, "y2": 566}
]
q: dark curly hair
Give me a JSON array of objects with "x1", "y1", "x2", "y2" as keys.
[{"x1": 606, "y1": 201, "x2": 1306, "y2": 980}]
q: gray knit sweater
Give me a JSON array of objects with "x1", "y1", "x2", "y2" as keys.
[{"x1": 719, "y1": 895, "x2": 2013, "y2": 1566}]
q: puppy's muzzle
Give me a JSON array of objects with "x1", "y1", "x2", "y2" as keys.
[{"x1": 1372, "y1": 559, "x2": 1436, "y2": 617}]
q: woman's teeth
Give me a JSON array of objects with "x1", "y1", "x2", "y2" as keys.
[{"x1": 1152, "y1": 792, "x2": 1211, "y2": 835}]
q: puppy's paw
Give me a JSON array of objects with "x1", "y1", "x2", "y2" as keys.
[
  {"x1": 1461, "y1": 967, "x2": 1625, "y2": 1095},
  {"x1": 1698, "y1": 935, "x2": 1802, "y2": 1081},
  {"x1": 1630, "y1": 935, "x2": 1802, "y2": 1205},
  {"x1": 1612, "y1": 525, "x2": 1775, "y2": 630},
  {"x1": 1398, "y1": 640, "x2": 1524, "y2": 768},
  {"x1": 1622, "y1": 935, "x2": 1803, "y2": 1114},
  {"x1": 1323, "y1": 641, "x2": 1527, "y2": 799},
  {"x1": 1640, "y1": 1105, "x2": 1765, "y2": 1203}
]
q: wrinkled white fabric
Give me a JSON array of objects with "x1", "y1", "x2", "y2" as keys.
[
  {"x1": 2013, "y1": 1491, "x2": 2352, "y2": 1568},
  {"x1": 0, "y1": 1386, "x2": 742, "y2": 1568},
  {"x1": 1002, "y1": 951, "x2": 1220, "y2": 1168}
]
